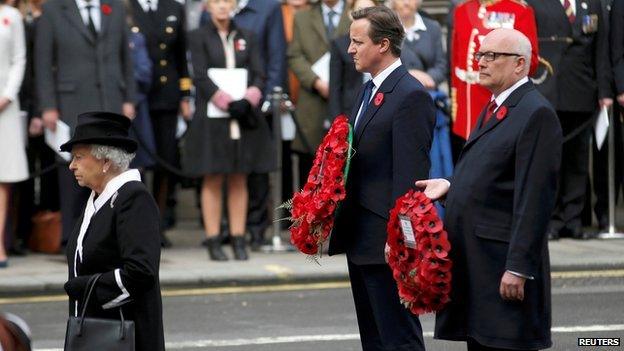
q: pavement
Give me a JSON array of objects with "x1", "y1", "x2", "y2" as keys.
[{"x1": 2, "y1": 220, "x2": 624, "y2": 296}]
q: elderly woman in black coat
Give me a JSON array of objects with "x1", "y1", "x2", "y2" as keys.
[
  {"x1": 184, "y1": 0, "x2": 274, "y2": 262},
  {"x1": 62, "y1": 112, "x2": 163, "y2": 351}
]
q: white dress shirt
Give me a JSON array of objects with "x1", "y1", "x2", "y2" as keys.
[
  {"x1": 321, "y1": 1, "x2": 343, "y2": 30},
  {"x1": 489, "y1": 76, "x2": 530, "y2": 114},
  {"x1": 75, "y1": 0, "x2": 101, "y2": 32},
  {"x1": 404, "y1": 13, "x2": 428, "y2": 42},
  {"x1": 354, "y1": 58, "x2": 402, "y2": 128},
  {"x1": 136, "y1": 0, "x2": 158, "y2": 12}
]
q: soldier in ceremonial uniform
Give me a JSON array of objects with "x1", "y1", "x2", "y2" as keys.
[
  {"x1": 525, "y1": 0, "x2": 612, "y2": 240},
  {"x1": 450, "y1": 0, "x2": 538, "y2": 145},
  {"x1": 128, "y1": 0, "x2": 191, "y2": 242}
]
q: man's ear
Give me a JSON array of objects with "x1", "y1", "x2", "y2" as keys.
[
  {"x1": 378, "y1": 38, "x2": 391, "y2": 54},
  {"x1": 515, "y1": 56, "x2": 527, "y2": 74}
]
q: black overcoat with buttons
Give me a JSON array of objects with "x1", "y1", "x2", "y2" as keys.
[
  {"x1": 434, "y1": 82, "x2": 562, "y2": 350},
  {"x1": 128, "y1": 0, "x2": 190, "y2": 111}
]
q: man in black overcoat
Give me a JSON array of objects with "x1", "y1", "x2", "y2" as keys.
[{"x1": 419, "y1": 28, "x2": 562, "y2": 350}]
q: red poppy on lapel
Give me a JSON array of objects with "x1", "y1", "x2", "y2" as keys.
[
  {"x1": 496, "y1": 106, "x2": 507, "y2": 120},
  {"x1": 373, "y1": 92, "x2": 384, "y2": 107},
  {"x1": 2, "y1": 18, "x2": 9, "y2": 26},
  {"x1": 235, "y1": 38, "x2": 247, "y2": 52},
  {"x1": 101, "y1": 4, "x2": 112, "y2": 15}
]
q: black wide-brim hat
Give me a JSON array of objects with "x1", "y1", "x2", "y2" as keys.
[{"x1": 60, "y1": 111, "x2": 138, "y2": 153}]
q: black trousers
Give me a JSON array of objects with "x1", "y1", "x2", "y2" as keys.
[
  {"x1": 58, "y1": 165, "x2": 90, "y2": 244},
  {"x1": 592, "y1": 106, "x2": 623, "y2": 227},
  {"x1": 467, "y1": 338, "x2": 537, "y2": 351},
  {"x1": 347, "y1": 260, "x2": 425, "y2": 351},
  {"x1": 549, "y1": 111, "x2": 592, "y2": 234}
]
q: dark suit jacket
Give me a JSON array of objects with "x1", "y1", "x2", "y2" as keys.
[
  {"x1": 129, "y1": 0, "x2": 189, "y2": 111},
  {"x1": 328, "y1": 64, "x2": 435, "y2": 265},
  {"x1": 527, "y1": 0, "x2": 611, "y2": 112},
  {"x1": 328, "y1": 34, "x2": 363, "y2": 119},
  {"x1": 611, "y1": 0, "x2": 624, "y2": 95},
  {"x1": 35, "y1": 0, "x2": 135, "y2": 128},
  {"x1": 401, "y1": 15, "x2": 447, "y2": 87},
  {"x1": 434, "y1": 82, "x2": 562, "y2": 350},
  {"x1": 65, "y1": 181, "x2": 163, "y2": 351},
  {"x1": 186, "y1": 20, "x2": 264, "y2": 120}
]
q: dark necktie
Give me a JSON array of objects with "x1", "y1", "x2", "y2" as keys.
[
  {"x1": 85, "y1": 4, "x2": 97, "y2": 37},
  {"x1": 482, "y1": 100, "x2": 498, "y2": 126},
  {"x1": 326, "y1": 10, "x2": 336, "y2": 39},
  {"x1": 354, "y1": 80, "x2": 374, "y2": 129},
  {"x1": 563, "y1": 0, "x2": 575, "y2": 23}
]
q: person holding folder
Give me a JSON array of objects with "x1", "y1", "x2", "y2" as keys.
[{"x1": 184, "y1": 0, "x2": 274, "y2": 262}]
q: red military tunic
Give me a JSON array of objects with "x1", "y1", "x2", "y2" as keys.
[{"x1": 450, "y1": 0, "x2": 539, "y2": 140}]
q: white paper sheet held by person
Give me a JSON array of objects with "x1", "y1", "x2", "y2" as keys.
[{"x1": 207, "y1": 68, "x2": 248, "y2": 118}]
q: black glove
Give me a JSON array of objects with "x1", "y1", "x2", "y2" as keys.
[
  {"x1": 228, "y1": 99, "x2": 258, "y2": 129},
  {"x1": 64, "y1": 275, "x2": 93, "y2": 300}
]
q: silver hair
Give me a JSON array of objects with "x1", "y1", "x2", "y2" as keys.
[
  {"x1": 516, "y1": 32, "x2": 532, "y2": 72},
  {"x1": 90, "y1": 145, "x2": 135, "y2": 172}
]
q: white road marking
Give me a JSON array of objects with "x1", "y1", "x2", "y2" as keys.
[{"x1": 34, "y1": 324, "x2": 624, "y2": 350}]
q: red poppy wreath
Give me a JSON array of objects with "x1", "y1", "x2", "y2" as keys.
[
  {"x1": 386, "y1": 189, "x2": 452, "y2": 315},
  {"x1": 285, "y1": 115, "x2": 353, "y2": 257}
]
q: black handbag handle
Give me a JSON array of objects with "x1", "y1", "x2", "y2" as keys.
[{"x1": 77, "y1": 273, "x2": 127, "y2": 340}]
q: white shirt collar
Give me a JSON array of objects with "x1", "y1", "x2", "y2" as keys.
[
  {"x1": 321, "y1": 1, "x2": 344, "y2": 18},
  {"x1": 372, "y1": 58, "x2": 402, "y2": 91},
  {"x1": 137, "y1": 0, "x2": 157, "y2": 12},
  {"x1": 405, "y1": 14, "x2": 427, "y2": 41},
  {"x1": 491, "y1": 76, "x2": 529, "y2": 107},
  {"x1": 75, "y1": 0, "x2": 100, "y2": 10},
  {"x1": 237, "y1": 0, "x2": 249, "y2": 11},
  {"x1": 93, "y1": 169, "x2": 142, "y2": 212}
]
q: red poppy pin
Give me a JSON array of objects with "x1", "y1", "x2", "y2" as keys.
[
  {"x1": 373, "y1": 92, "x2": 384, "y2": 107},
  {"x1": 496, "y1": 106, "x2": 507, "y2": 120},
  {"x1": 101, "y1": 4, "x2": 112, "y2": 15},
  {"x1": 2, "y1": 18, "x2": 9, "y2": 26},
  {"x1": 235, "y1": 38, "x2": 247, "y2": 52}
]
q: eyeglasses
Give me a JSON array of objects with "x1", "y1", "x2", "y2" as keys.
[{"x1": 475, "y1": 51, "x2": 522, "y2": 62}]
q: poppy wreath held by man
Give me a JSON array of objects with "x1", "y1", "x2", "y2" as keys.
[
  {"x1": 386, "y1": 189, "x2": 452, "y2": 315},
  {"x1": 285, "y1": 115, "x2": 353, "y2": 258}
]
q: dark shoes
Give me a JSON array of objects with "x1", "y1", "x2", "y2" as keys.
[
  {"x1": 547, "y1": 229, "x2": 560, "y2": 241},
  {"x1": 249, "y1": 228, "x2": 266, "y2": 252},
  {"x1": 206, "y1": 237, "x2": 228, "y2": 261},
  {"x1": 231, "y1": 236, "x2": 249, "y2": 261},
  {"x1": 548, "y1": 227, "x2": 596, "y2": 241}
]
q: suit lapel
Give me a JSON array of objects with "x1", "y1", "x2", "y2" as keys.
[
  {"x1": 463, "y1": 81, "x2": 535, "y2": 151},
  {"x1": 99, "y1": 0, "x2": 112, "y2": 39},
  {"x1": 62, "y1": 0, "x2": 96, "y2": 45},
  {"x1": 310, "y1": 5, "x2": 328, "y2": 45},
  {"x1": 354, "y1": 65, "x2": 408, "y2": 144},
  {"x1": 335, "y1": 8, "x2": 350, "y2": 38}
]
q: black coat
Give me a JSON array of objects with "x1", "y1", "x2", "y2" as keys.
[
  {"x1": 328, "y1": 65, "x2": 435, "y2": 265},
  {"x1": 65, "y1": 181, "x2": 164, "y2": 351},
  {"x1": 328, "y1": 34, "x2": 363, "y2": 119},
  {"x1": 129, "y1": 0, "x2": 189, "y2": 111},
  {"x1": 611, "y1": 0, "x2": 624, "y2": 95},
  {"x1": 527, "y1": 0, "x2": 611, "y2": 111},
  {"x1": 434, "y1": 82, "x2": 562, "y2": 350}
]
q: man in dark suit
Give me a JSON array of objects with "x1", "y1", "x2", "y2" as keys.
[
  {"x1": 526, "y1": 0, "x2": 612, "y2": 239},
  {"x1": 418, "y1": 28, "x2": 562, "y2": 350},
  {"x1": 35, "y1": 0, "x2": 136, "y2": 244},
  {"x1": 328, "y1": 6, "x2": 435, "y2": 350},
  {"x1": 128, "y1": 0, "x2": 191, "y2": 241}
]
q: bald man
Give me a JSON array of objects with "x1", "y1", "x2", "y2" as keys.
[{"x1": 417, "y1": 29, "x2": 562, "y2": 350}]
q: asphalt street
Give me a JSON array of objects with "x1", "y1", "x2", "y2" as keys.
[{"x1": 1, "y1": 273, "x2": 623, "y2": 351}]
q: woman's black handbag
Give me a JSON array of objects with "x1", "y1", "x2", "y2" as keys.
[
  {"x1": 228, "y1": 99, "x2": 259, "y2": 129},
  {"x1": 64, "y1": 273, "x2": 135, "y2": 351}
]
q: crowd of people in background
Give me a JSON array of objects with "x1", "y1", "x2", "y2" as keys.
[{"x1": 0, "y1": 0, "x2": 622, "y2": 266}]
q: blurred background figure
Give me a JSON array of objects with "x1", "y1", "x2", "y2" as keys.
[
  {"x1": 127, "y1": 0, "x2": 191, "y2": 244},
  {"x1": 0, "y1": 0, "x2": 27, "y2": 267},
  {"x1": 391, "y1": 0, "x2": 447, "y2": 90},
  {"x1": 35, "y1": 0, "x2": 136, "y2": 247},
  {"x1": 0, "y1": 312, "x2": 32, "y2": 351},
  {"x1": 526, "y1": 0, "x2": 612, "y2": 240},
  {"x1": 328, "y1": 0, "x2": 377, "y2": 119},
  {"x1": 288, "y1": 0, "x2": 350, "y2": 187},
  {"x1": 184, "y1": 0, "x2": 274, "y2": 261},
  {"x1": 125, "y1": 12, "x2": 157, "y2": 172}
]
